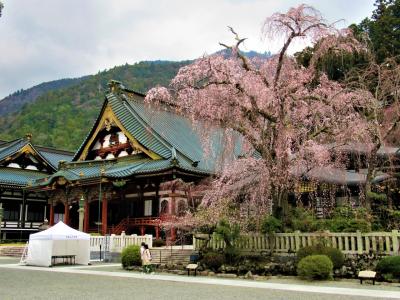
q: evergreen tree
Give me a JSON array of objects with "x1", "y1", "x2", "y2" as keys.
[{"x1": 353, "y1": 0, "x2": 400, "y2": 62}]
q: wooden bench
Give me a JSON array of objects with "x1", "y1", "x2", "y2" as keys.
[
  {"x1": 51, "y1": 255, "x2": 76, "y2": 266},
  {"x1": 358, "y1": 270, "x2": 376, "y2": 285},
  {"x1": 186, "y1": 263, "x2": 198, "y2": 276}
]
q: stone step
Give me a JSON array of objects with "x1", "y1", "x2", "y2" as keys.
[{"x1": 0, "y1": 246, "x2": 25, "y2": 257}]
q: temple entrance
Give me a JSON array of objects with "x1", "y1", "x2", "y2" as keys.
[
  {"x1": 89, "y1": 201, "x2": 101, "y2": 232},
  {"x1": 69, "y1": 202, "x2": 79, "y2": 229},
  {"x1": 54, "y1": 203, "x2": 64, "y2": 224}
]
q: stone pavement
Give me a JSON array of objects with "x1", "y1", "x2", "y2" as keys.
[{"x1": 0, "y1": 259, "x2": 400, "y2": 299}]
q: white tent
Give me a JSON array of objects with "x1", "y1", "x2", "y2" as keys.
[{"x1": 26, "y1": 221, "x2": 90, "y2": 267}]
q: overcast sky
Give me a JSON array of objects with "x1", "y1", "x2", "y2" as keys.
[{"x1": 0, "y1": 0, "x2": 375, "y2": 98}]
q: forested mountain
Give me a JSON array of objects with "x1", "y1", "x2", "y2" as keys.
[
  {"x1": 0, "y1": 50, "x2": 270, "y2": 152},
  {"x1": 0, "y1": 77, "x2": 87, "y2": 116},
  {"x1": 0, "y1": 61, "x2": 190, "y2": 151}
]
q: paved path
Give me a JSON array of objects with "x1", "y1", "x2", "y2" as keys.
[{"x1": 0, "y1": 262, "x2": 399, "y2": 299}]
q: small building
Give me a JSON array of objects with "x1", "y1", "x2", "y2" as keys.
[{"x1": 0, "y1": 136, "x2": 73, "y2": 239}]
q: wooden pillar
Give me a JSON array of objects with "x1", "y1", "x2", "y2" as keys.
[
  {"x1": 49, "y1": 204, "x2": 54, "y2": 226},
  {"x1": 170, "y1": 196, "x2": 176, "y2": 216},
  {"x1": 21, "y1": 191, "x2": 26, "y2": 228},
  {"x1": 102, "y1": 195, "x2": 108, "y2": 235},
  {"x1": 140, "y1": 226, "x2": 145, "y2": 236},
  {"x1": 155, "y1": 226, "x2": 160, "y2": 239},
  {"x1": 64, "y1": 202, "x2": 69, "y2": 225},
  {"x1": 84, "y1": 199, "x2": 89, "y2": 233},
  {"x1": 171, "y1": 227, "x2": 176, "y2": 242}
]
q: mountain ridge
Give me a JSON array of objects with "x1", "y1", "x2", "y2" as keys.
[{"x1": 0, "y1": 51, "x2": 271, "y2": 151}]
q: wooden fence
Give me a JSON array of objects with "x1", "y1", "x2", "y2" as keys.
[
  {"x1": 193, "y1": 230, "x2": 400, "y2": 255},
  {"x1": 90, "y1": 232, "x2": 152, "y2": 252}
]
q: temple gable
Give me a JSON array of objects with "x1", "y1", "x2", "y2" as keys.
[
  {"x1": 78, "y1": 105, "x2": 160, "y2": 161},
  {"x1": 1, "y1": 143, "x2": 53, "y2": 173}
]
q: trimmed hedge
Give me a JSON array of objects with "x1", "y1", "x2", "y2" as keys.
[
  {"x1": 201, "y1": 251, "x2": 225, "y2": 271},
  {"x1": 153, "y1": 239, "x2": 166, "y2": 247},
  {"x1": 121, "y1": 245, "x2": 141, "y2": 269},
  {"x1": 297, "y1": 244, "x2": 344, "y2": 269},
  {"x1": 376, "y1": 256, "x2": 400, "y2": 278},
  {"x1": 297, "y1": 255, "x2": 333, "y2": 280}
]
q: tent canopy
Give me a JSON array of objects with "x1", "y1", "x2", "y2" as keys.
[
  {"x1": 27, "y1": 221, "x2": 90, "y2": 267},
  {"x1": 30, "y1": 221, "x2": 90, "y2": 241}
]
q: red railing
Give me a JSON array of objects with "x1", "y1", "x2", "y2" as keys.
[
  {"x1": 109, "y1": 216, "x2": 163, "y2": 235},
  {"x1": 88, "y1": 215, "x2": 179, "y2": 235}
]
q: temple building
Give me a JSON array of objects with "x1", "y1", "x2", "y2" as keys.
[
  {"x1": 27, "y1": 80, "x2": 220, "y2": 240},
  {"x1": 1, "y1": 80, "x2": 399, "y2": 241},
  {"x1": 0, "y1": 136, "x2": 73, "y2": 239}
]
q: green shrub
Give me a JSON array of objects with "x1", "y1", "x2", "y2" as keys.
[
  {"x1": 153, "y1": 239, "x2": 166, "y2": 247},
  {"x1": 297, "y1": 244, "x2": 344, "y2": 269},
  {"x1": 323, "y1": 247, "x2": 345, "y2": 269},
  {"x1": 285, "y1": 208, "x2": 320, "y2": 232},
  {"x1": 215, "y1": 219, "x2": 240, "y2": 248},
  {"x1": 297, "y1": 244, "x2": 324, "y2": 261},
  {"x1": 224, "y1": 246, "x2": 241, "y2": 264},
  {"x1": 297, "y1": 255, "x2": 333, "y2": 280},
  {"x1": 376, "y1": 256, "x2": 400, "y2": 278},
  {"x1": 261, "y1": 216, "x2": 282, "y2": 234},
  {"x1": 121, "y1": 245, "x2": 141, "y2": 269},
  {"x1": 324, "y1": 218, "x2": 371, "y2": 232},
  {"x1": 201, "y1": 250, "x2": 225, "y2": 271}
]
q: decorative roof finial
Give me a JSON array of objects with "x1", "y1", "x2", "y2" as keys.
[
  {"x1": 108, "y1": 80, "x2": 124, "y2": 93},
  {"x1": 170, "y1": 147, "x2": 179, "y2": 166},
  {"x1": 58, "y1": 160, "x2": 66, "y2": 170},
  {"x1": 25, "y1": 133, "x2": 32, "y2": 141}
]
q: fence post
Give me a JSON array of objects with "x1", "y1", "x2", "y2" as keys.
[
  {"x1": 121, "y1": 231, "x2": 126, "y2": 249},
  {"x1": 392, "y1": 230, "x2": 399, "y2": 255},
  {"x1": 294, "y1": 231, "x2": 300, "y2": 251},
  {"x1": 356, "y1": 230, "x2": 363, "y2": 255},
  {"x1": 146, "y1": 234, "x2": 153, "y2": 248},
  {"x1": 110, "y1": 234, "x2": 115, "y2": 252}
]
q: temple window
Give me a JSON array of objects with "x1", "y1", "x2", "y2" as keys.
[
  {"x1": 105, "y1": 153, "x2": 115, "y2": 160},
  {"x1": 160, "y1": 199, "x2": 169, "y2": 214},
  {"x1": 177, "y1": 200, "x2": 187, "y2": 217},
  {"x1": 144, "y1": 200, "x2": 152, "y2": 216},
  {"x1": 7, "y1": 163, "x2": 21, "y2": 168},
  {"x1": 86, "y1": 126, "x2": 148, "y2": 161},
  {"x1": 26, "y1": 165, "x2": 39, "y2": 171},
  {"x1": 118, "y1": 151, "x2": 128, "y2": 157},
  {"x1": 117, "y1": 131, "x2": 127, "y2": 143}
]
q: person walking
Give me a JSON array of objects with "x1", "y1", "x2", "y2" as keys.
[
  {"x1": 142, "y1": 244, "x2": 153, "y2": 274},
  {"x1": 140, "y1": 242, "x2": 146, "y2": 258}
]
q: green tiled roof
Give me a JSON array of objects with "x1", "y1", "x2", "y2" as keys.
[
  {"x1": 0, "y1": 139, "x2": 29, "y2": 162},
  {"x1": 0, "y1": 138, "x2": 73, "y2": 188},
  {"x1": 0, "y1": 167, "x2": 48, "y2": 187},
  {"x1": 72, "y1": 83, "x2": 246, "y2": 174},
  {"x1": 0, "y1": 138, "x2": 73, "y2": 171},
  {"x1": 113, "y1": 91, "x2": 244, "y2": 172},
  {"x1": 34, "y1": 155, "x2": 210, "y2": 187},
  {"x1": 42, "y1": 82, "x2": 250, "y2": 187},
  {"x1": 109, "y1": 93, "x2": 172, "y2": 159},
  {"x1": 38, "y1": 150, "x2": 73, "y2": 169}
]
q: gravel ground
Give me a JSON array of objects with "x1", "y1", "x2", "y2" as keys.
[
  {"x1": 0, "y1": 264, "x2": 398, "y2": 300},
  {"x1": 0, "y1": 258, "x2": 398, "y2": 300},
  {"x1": 76, "y1": 264, "x2": 400, "y2": 292},
  {"x1": 0, "y1": 268, "x2": 388, "y2": 300}
]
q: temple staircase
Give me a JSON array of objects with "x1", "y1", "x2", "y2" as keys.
[{"x1": 0, "y1": 245, "x2": 25, "y2": 257}]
